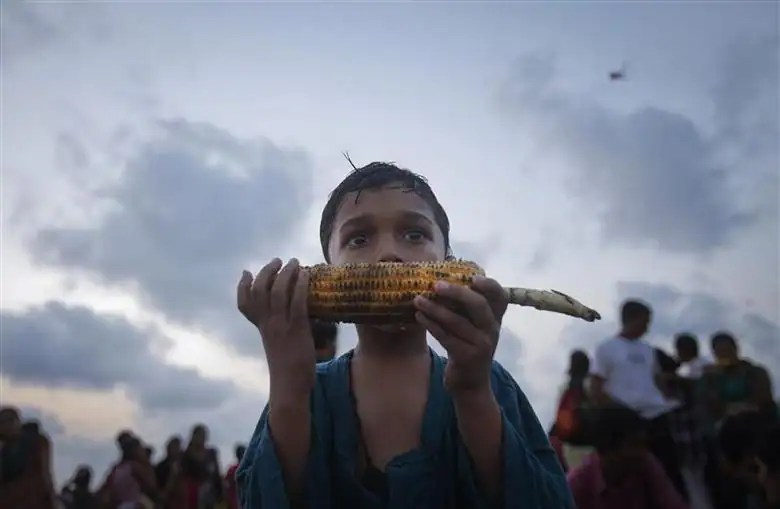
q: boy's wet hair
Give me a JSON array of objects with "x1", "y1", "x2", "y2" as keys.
[{"x1": 319, "y1": 156, "x2": 451, "y2": 262}]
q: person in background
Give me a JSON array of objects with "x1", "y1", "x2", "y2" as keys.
[
  {"x1": 224, "y1": 444, "x2": 247, "y2": 509},
  {"x1": 111, "y1": 436, "x2": 158, "y2": 509},
  {"x1": 96, "y1": 429, "x2": 138, "y2": 507},
  {"x1": 714, "y1": 411, "x2": 771, "y2": 509},
  {"x1": 60, "y1": 465, "x2": 98, "y2": 509},
  {"x1": 567, "y1": 406, "x2": 688, "y2": 509},
  {"x1": 702, "y1": 332, "x2": 776, "y2": 427},
  {"x1": 0, "y1": 408, "x2": 57, "y2": 509},
  {"x1": 181, "y1": 424, "x2": 222, "y2": 509},
  {"x1": 675, "y1": 333, "x2": 712, "y2": 380},
  {"x1": 312, "y1": 319, "x2": 339, "y2": 363},
  {"x1": 758, "y1": 423, "x2": 780, "y2": 509},
  {"x1": 554, "y1": 349, "x2": 595, "y2": 471},
  {"x1": 659, "y1": 335, "x2": 714, "y2": 509},
  {"x1": 590, "y1": 299, "x2": 688, "y2": 501},
  {"x1": 156, "y1": 436, "x2": 186, "y2": 509}
]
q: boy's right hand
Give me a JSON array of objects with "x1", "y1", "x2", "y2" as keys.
[{"x1": 237, "y1": 258, "x2": 316, "y2": 399}]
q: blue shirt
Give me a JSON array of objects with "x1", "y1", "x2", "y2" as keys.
[{"x1": 236, "y1": 348, "x2": 574, "y2": 508}]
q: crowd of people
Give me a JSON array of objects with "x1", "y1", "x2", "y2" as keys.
[
  {"x1": 550, "y1": 299, "x2": 779, "y2": 509},
  {"x1": 0, "y1": 322, "x2": 340, "y2": 509}
]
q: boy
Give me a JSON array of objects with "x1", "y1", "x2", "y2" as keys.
[{"x1": 235, "y1": 162, "x2": 573, "y2": 508}]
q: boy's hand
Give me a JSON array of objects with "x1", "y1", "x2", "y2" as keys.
[
  {"x1": 237, "y1": 258, "x2": 316, "y2": 399},
  {"x1": 413, "y1": 276, "x2": 509, "y2": 396}
]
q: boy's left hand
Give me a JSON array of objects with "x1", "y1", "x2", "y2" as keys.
[{"x1": 414, "y1": 276, "x2": 509, "y2": 395}]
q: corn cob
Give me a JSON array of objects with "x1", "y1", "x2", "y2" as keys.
[{"x1": 304, "y1": 259, "x2": 601, "y2": 324}]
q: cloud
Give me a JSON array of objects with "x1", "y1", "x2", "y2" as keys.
[
  {"x1": 1, "y1": 301, "x2": 234, "y2": 411},
  {"x1": 0, "y1": 2, "x2": 59, "y2": 61},
  {"x1": 495, "y1": 38, "x2": 777, "y2": 254},
  {"x1": 560, "y1": 281, "x2": 780, "y2": 383},
  {"x1": 712, "y1": 35, "x2": 780, "y2": 161},
  {"x1": 31, "y1": 119, "x2": 314, "y2": 355},
  {"x1": 0, "y1": 2, "x2": 111, "y2": 65}
]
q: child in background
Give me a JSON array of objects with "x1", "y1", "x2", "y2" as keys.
[{"x1": 235, "y1": 161, "x2": 573, "y2": 508}]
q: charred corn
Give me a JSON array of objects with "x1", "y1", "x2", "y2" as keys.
[{"x1": 303, "y1": 259, "x2": 601, "y2": 324}]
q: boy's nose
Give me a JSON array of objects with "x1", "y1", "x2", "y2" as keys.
[
  {"x1": 376, "y1": 237, "x2": 404, "y2": 263},
  {"x1": 377, "y1": 250, "x2": 404, "y2": 263}
]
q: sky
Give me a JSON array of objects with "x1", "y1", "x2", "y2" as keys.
[{"x1": 2, "y1": 0, "x2": 778, "y2": 488}]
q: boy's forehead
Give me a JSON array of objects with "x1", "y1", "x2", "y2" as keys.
[{"x1": 333, "y1": 186, "x2": 435, "y2": 224}]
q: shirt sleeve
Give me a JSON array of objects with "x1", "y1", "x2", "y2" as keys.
[
  {"x1": 590, "y1": 340, "x2": 611, "y2": 379},
  {"x1": 235, "y1": 391, "x2": 332, "y2": 509},
  {"x1": 456, "y1": 362, "x2": 576, "y2": 509}
]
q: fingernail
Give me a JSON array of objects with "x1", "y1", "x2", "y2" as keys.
[
  {"x1": 414, "y1": 295, "x2": 428, "y2": 305},
  {"x1": 434, "y1": 281, "x2": 449, "y2": 291}
]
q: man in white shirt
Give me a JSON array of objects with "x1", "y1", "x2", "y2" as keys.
[{"x1": 590, "y1": 299, "x2": 689, "y2": 502}]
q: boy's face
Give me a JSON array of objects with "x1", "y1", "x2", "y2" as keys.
[{"x1": 327, "y1": 184, "x2": 447, "y2": 265}]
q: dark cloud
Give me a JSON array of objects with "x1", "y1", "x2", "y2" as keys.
[
  {"x1": 1, "y1": 301, "x2": 234, "y2": 411},
  {"x1": 496, "y1": 36, "x2": 778, "y2": 253},
  {"x1": 0, "y1": 2, "x2": 111, "y2": 65},
  {"x1": 0, "y1": 2, "x2": 59, "y2": 61},
  {"x1": 560, "y1": 281, "x2": 780, "y2": 382},
  {"x1": 712, "y1": 35, "x2": 780, "y2": 160},
  {"x1": 31, "y1": 119, "x2": 314, "y2": 355}
]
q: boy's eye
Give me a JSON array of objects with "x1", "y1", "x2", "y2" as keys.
[
  {"x1": 346, "y1": 234, "x2": 369, "y2": 248},
  {"x1": 404, "y1": 229, "x2": 428, "y2": 243}
]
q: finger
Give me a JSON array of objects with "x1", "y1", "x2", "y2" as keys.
[
  {"x1": 414, "y1": 295, "x2": 480, "y2": 345},
  {"x1": 289, "y1": 269, "x2": 310, "y2": 322},
  {"x1": 251, "y1": 258, "x2": 283, "y2": 311},
  {"x1": 471, "y1": 276, "x2": 509, "y2": 321},
  {"x1": 431, "y1": 281, "x2": 496, "y2": 330},
  {"x1": 270, "y1": 258, "x2": 300, "y2": 318},
  {"x1": 415, "y1": 311, "x2": 471, "y2": 357},
  {"x1": 251, "y1": 258, "x2": 283, "y2": 312},
  {"x1": 237, "y1": 270, "x2": 253, "y2": 310}
]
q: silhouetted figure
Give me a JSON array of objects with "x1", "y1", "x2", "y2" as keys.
[
  {"x1": 312, "y1": 319, "x2": 338, "y2": 363},
  {"x1": 60, "y1": 465, "x2": 98, "y2": 509},
  {"x1": 567, "y1": 406, "x2": 687, "y2": 509},
  {"x1": 590, "y1": 299, "x2": 688, "y2": 501},
  {"x1": 0, "y1": 408, "x2": 57, "y2": 509}
]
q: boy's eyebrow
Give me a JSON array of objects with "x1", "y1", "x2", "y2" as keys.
[{"x1": 338, "y1": 211, "x2": 434, "y2": 233}]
